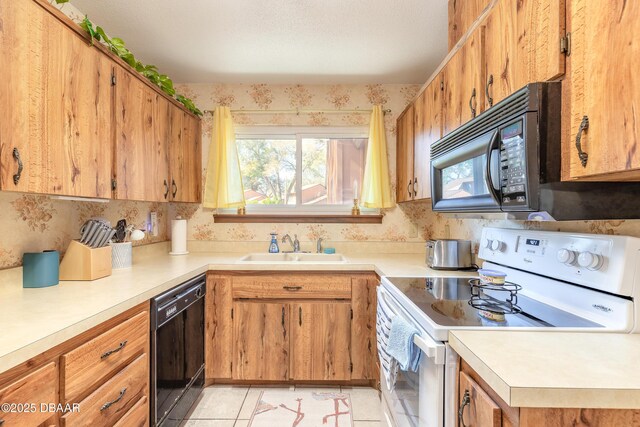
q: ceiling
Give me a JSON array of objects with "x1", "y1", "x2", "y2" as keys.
[{"x1": 71, "y1": 0, "x2": 448, "y2": 84}]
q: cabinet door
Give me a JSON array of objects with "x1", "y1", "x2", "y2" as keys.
[
  {"x1": 114, "y1": 65, "x2": 170, "y2": 202},
  {"x1": 232, "y1": 302, "x2": 289, "y2": 381},
  {"x1": 0, "y1": 0, "x2": 113, "y2": 197},
  {"x1": 567, "y1": 0, "x2": 640, "y2": 180},
  {"x1": 396, "y1": 104, "x2": 415, "y2": 203},
  {"x1": 170, "y1": 111, "x2": 202, "y2": 203},
  {"x1": 483, "y1": 0, "x2": 516, "y2": 109},
  {"x1": 459, "y1": 371, "x2": 502, "y2": 427},
  {"x1": 205, "y1": 275, "x2": 233, "y2": 380},
  {"x1": 290, "y1": 302, "x2": 351, "y2": 381},
  {"x1": 448, "y1": 0, "x2": 493, "y2": 50},
  {"x1": 414, "y1": 79, "x2": 442, "y2": 199},
  {"x1": 442, "y1": 28, "x2": 485, "y2": 136},
  {"x1": 351, "y1": 275, "x2": 378, "y2": 380}
]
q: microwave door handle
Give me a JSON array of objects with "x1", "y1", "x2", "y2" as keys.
[{"x1": 484, "y1": 130, "x2": 501, "y2": 204}]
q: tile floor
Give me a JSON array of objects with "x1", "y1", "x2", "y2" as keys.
[{"x1": 181, "y1": 385, "x2": 383, "y2": 427}]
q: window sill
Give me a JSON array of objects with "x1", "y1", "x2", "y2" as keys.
[{"x1": 212, "y1": 214, "x2": 383, "y2": 224}]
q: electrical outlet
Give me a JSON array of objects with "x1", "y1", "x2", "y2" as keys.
[{"x1": 149, "y1": 211, "x2": 159, "y2": 237}]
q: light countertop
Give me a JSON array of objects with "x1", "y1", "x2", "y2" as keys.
[
  {"x1": 449, "y1": 330, "x2": 640, "y2": 409},
  {"x1": 0, "y1": 244, "x2": 451, "y2": 373}
]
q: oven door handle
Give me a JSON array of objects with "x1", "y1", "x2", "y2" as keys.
[
  {"x1": 413, "y1": 334, "x2": 446, "y2": 365},
  {"x1": 484, "y1": 130, "x2": 501, "y2": 205}
]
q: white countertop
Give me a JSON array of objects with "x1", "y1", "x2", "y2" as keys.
[
  {"x1": 0, "y1": 245, "x2": 441, "y2": 373},
  {"x1": 449, "y1": 330, "x2": 640, "y2": 409}
]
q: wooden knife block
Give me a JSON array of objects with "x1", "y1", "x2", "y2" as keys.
[{"x1": 60, "y1": 240, "x2": 112, "y2": 281}]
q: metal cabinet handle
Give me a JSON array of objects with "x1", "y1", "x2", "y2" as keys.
[
  {"x1": 299, "y1": 306, "x2": 302, "y2": 326},
  {"x1": 163, "y1": 179, "x2": 169, "y2": 199},
  {"x1": 101, "y1": 340, "x2": 128, "y2": 359},
  {"x1": 12, "y1": 148, "x2": 23, "y2": 186},
  {"x1": 458, "y1": 390, "x2": 470, "y2": 427},
  {"x1": 485, "y1": 74, "x2": 494, "y2": 107},
  {"x1": 171, "y1": 179, "x2": 178, "y2": 198},
  {"x1": 100, "y1": 387, "x2": 127, "y2": 412},
  {"x1": 407, "y1": 181, "x2": 412, "y2": 198},
  {"x1": 281, "y1": 306, "x2": 285, "y2": 327},
  {"x1": 413, "y1": 177, "x2": 418, "y2": 197},
  {"x1": 575, "y1": 115, "x2": 589, "y2": 167},
  {"x1": 469, "y1": 88, "x2": 477, "y2": 118},
  {"x1": 283, "y1": 285, "x2": 302, "y2": 291}
]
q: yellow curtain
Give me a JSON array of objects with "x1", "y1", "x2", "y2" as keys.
[
  {"x1": 203, "y1": 107, "x2": 246, "y2": 209},
  {"x1": 360, "y1": 105, "x2": 393, "y2": 208}
]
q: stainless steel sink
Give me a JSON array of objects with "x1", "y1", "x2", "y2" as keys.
[{"x1": 238, "y1": 253, "x2": 347, "y2": 263}]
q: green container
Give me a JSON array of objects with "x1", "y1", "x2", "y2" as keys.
[{"x1": 23, "y1": 251, "x2": 59, "y2": 288}]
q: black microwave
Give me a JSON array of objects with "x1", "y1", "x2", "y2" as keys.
[{"x1": 430, "y1": 82, "x2": 640, "y2": 221}]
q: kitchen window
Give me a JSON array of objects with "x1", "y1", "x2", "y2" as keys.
[{"x1": 230, "y1": 126, "x2": 376, "y2": 215}]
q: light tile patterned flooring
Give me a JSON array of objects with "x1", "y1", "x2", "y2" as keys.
[{"x1": 181, "y1": 385, "x2": 383, "y2": 427}]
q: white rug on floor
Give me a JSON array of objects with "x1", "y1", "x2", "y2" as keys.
[{"x1": 248, "y1": 389, "x2": 353, "y2": 427}]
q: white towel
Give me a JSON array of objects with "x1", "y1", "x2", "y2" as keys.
[{"x1": 376, "y1": 287, "x2": 398, "y2": 390}]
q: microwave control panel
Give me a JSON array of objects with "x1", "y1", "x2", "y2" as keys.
[{"x1": 499, "y1": 119, "x2": 527, "y2": 206}]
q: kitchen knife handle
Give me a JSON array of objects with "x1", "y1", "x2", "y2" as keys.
[
  {"x1": 12, "y1": 148, "x2": 23, "y2": 185},
  {"x1": 458, "y1": 389, "x2": 470, "y2": 427},
  {"x1": 163, "y1": 179, "x2": 169, "y2": 199},
  {"x1": 171, "y1": 179, "x2": 178, "y2": 199},
  {"x1": 575, "y1": 115, "x2": 589, "y2": 167}
]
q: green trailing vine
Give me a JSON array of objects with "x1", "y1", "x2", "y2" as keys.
[{"x1": 54, "y1": 2, "x2": 202, "y2": 116}]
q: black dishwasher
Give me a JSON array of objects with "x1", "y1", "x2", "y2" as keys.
[{"x1": 150, "y1": 274, "x2": 206, "y2": 426}]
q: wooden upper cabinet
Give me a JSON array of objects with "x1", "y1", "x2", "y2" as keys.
[
  {"x1": 114, "y1": 65, "x2": 171, "y2": 202},
  {"x1": 290, "y1": 302, "x2": 351, "y2": 381},
  {"x1": 396, "y1": 104, "x2": 415, "y2": 203},
  {"x1": 566, "y1": 0, "x2": 640, "y2": 180},
  {"x1": 170, "y1": 111, "x2": 202, "y2": 203},
  {"x1": 482, "y1": 0, "x2": 565, "y2": 110},
  {"x1": 442, "y1": 28, "x2": 485, "y2": 136},
  {"x1": 448, "y1": 0, "x2": 493, "y2": 50},
  {"x1": 232, "y1": 301, "x2": 289, "y2": 381},
  {"x1": 0, "y1": 0, "x2": 113, "y2": 197},
  {"x1": 459, "y1": 371, "x2": 502, "y2": 427},
  {"x1": 414, "y1": 79, "x2": 443, "y2": 200}
]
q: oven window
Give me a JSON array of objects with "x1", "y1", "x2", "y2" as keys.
[{"x1": 441, "y1": 155, "x2": 489, "y2": 199}]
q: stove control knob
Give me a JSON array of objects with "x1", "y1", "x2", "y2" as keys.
[
  {"x1": 490, "y1": 240, "x2": 504, "y2": 252},
  {"x1": 484, "y1": 239, "x2": 493, "y2": 249},
  {"x1": 556, "y1": 248, "x2": 576, "y2": 265},
  {"x1": 577, "y1": 251, "x2": 603, "y2": 270}
]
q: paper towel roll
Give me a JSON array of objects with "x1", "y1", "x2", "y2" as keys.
[{"x1": 170, "y1": 218, "x2": 189, "y2": 255}]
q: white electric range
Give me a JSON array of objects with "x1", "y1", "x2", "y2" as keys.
[{"x1": 379, "y1": 227, "x2": 640, "y2": 427}]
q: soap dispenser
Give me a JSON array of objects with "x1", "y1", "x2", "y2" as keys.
[{"x1": 268, "y1": 232, "x2": 280, "y2": 253}]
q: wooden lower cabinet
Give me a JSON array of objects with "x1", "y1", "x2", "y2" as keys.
[
  {"x1": 233, "y1": 301, "x2": 290, "y2": 381},
  {"x1": 459, "y1": 359, "x2": 640, "y2": 427},
  {"x1": 207, "y1": 272, "x2": 378, "y2": 384},
  {"x1": 0, "y1": 302, "x2": 150, "y2": 427},
  {"x1": 290, "y1": 302, "x2": 351, "y2": 381}
]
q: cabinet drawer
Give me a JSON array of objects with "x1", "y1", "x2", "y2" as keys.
[
  {"x1": 62, "y1": 353, "x2": 148, "y2": 426},
  {"x1": 114, "y1": 395, "x2": 148, "y2": 427},
  {"x1": 0, "y1": 362, "x2": 57, "y2": 427},
  {"x1": 61, "y1": 311, "x2": 148, "y2": 403},
  {"x1": 232, "y1": 275, "x2": 351, "y2": 299}
]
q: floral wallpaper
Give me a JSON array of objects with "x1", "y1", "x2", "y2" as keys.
[{"x1": 0, "y1": 191, "x2": 168, "y2": 270}]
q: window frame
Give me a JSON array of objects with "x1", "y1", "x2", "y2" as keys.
[{"x1": 227, "y1": 125, "x2": 377, "y2": 215}]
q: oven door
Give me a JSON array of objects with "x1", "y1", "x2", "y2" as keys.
[
  {"x1": 431, "y1": 129, "x2": 501, "y2": 213},
  {"x1": 378, "y1": 287, "x2": 446, "y2": 427}
]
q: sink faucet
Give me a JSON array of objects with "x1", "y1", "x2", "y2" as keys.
[
  {"x1": 282, "y1": 234, "x2": 300, "y2": 252},
  {"x1": 316, "y1": 237, "x2": 324, "y2": 253}
]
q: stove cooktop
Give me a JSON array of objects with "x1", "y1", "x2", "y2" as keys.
[{"x1": 384, "y1": 276, "x2": 602, "y2": 329}]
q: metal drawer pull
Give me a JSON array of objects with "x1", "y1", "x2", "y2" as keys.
[
  {"x1": 171, "y1": 179, "x2": 178, "y2": 198},
  {"x1": 12, "y1": 148, "x2": 23, "y2": 185},
  {"x1": 486, "y1": 74, "x2": 494, "y2": 107},
  {"x1": 100, "y1": 387, "x2": 127, "y2": 412},
  {"x1": 413, "y1": 178, "x2": 417, "y2": 197},
  {"x1": 407, "y1": 181, "x2": 412, "y2": 198},
  {"x1": 283, "y1": 285, "x2": 302, "y2": 291},
  {"x1": 299, "y1": 306, "x2": 302, "y2": 326},
  {"x1": 575, "y1": 115, "x2": 589, "y2": 167},
  {"x1": 469, "y1": 88, "x2": 477, "y2": 118},
  {"x1": 100, "y1": 340, "x2": 128, "y2": 359},
  {"x1": 458, "y1": 389, "x2": 470, "y2": 427},
  {"x1": 163, "y1": 179, "x2": 169, "y2": 199},
  {"x1": 281, "y1": 306, "x2": 285, "y2": 327}
]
